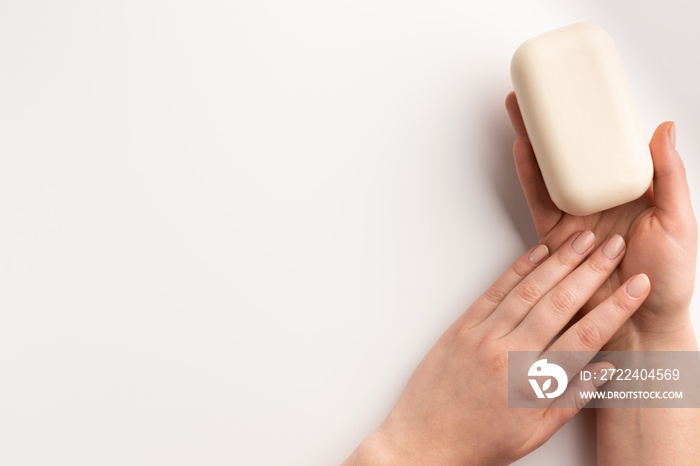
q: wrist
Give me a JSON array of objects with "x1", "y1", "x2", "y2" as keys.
[
  {"x1": 343, "y1": 423, "x2": 456, "y2": 466},
  {"x1": 617, "y1": 313, "x2": 697, "y2": 351},
  {"x1": 343, "y1": 428, "x2": 416, "y2": 466}
]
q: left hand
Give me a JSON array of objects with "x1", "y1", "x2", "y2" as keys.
[{"x1": 344, "y1": 232, "x2": 649, "y2": 465}]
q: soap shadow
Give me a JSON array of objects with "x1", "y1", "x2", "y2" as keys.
[{"x1": 480, "y1": 89, "x2": 539, "y2": 249}]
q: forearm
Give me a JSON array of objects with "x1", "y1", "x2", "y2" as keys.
[{"x1": 597, "y1": 324, "x2": 700, "y2": 465}]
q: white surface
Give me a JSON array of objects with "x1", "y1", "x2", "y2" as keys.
[{"x1": 0, "y1": 1, "x2": 697, "y2": 465}]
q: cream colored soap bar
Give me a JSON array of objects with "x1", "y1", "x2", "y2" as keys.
[{"x1": 511, "y1": 23, "x2": 653, "y2": 216}]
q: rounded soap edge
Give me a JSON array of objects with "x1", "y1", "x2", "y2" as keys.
[{"x1": 551, "y1": 151, "x2": 654, "y2": 216}]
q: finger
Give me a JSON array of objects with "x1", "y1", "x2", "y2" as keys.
[
  {"x1": 484, "y1": 230, "x2": 596, "y2": 335},
  {"x1": 650, "y1": 121, "x2": 695, "y2": 227},
  {"x1": 505, "y1": 91, "x2": 528, "y2": 138},
  {"x1": 548, "y1": 273, "x2": 650, "y2": 353},
  {"x1": 461, "y1": 243, "x2": 550, "y2": 327},
  {"x1": 511, "y1": 235, "x2": 626, "y2": 347},
  {"x1": 513, "y1": 137, "x2": 563, "y2": 238},
  {"x1": 542, "y1": 361, "x2": 614, "y2": 433}
]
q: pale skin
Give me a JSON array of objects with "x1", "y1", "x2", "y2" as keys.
[
  {"x1": 344, "y1": 230, "x2": 652, "y2": 465},
  {"x1": 504, "y1": 91, "x2": 700, "y2": 465},
  {"x1": 343, "y1": 94, "x2": 698, "y2": 465}
]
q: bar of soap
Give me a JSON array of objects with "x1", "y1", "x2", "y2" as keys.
[{"x1": 510, "y1": 23, "x2": 653, "y2": 216}]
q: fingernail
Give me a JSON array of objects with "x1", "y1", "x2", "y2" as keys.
[
  {"x1": 602, "y1": 235, "x2": 625, "y2": 259},
  {"x1": 593, "y1": 372, "x2": 611, "y2": 388},
  {"x1": 669, "y1": 122, "x2": 676, "y2": 150},
  {"x1": 572, "y1": 231, "x2": 595, "y2": 254},
  {"x1": 626, "y1": 274, "x2": 650, "y2": 298},
  {"x1": 528, "y1": 244, "x2": 549, "y2": 265}
]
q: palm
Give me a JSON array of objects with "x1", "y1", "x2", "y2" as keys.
[{"x1": 505, "y1": 92, "x2": 697, "y2": 349}]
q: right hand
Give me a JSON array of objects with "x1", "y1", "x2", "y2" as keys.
[{"x1": 506, "y1": 91, "x2": 698, "y2": 351}]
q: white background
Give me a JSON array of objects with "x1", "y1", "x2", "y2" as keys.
[{"x1": 0, "y1": 1, "x2": 698, "y2": 465}]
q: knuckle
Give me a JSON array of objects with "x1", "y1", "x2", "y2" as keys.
[
  {"x1": 549, "y1": 287, "x2": 578, "y2": 316},
  {"x1": 575, "y1": 319, "x2": 603, "y2": 350},
  {"x1": 454, "y1": 323, "x2": 473, "y2": 344},
  {"x1": 483, "y1": 285, "x2": 508, "y2": 305},
  {"x1": 609, "y1": 292, "x2": 631, "y2": 316},
  {"x1": 554, "y1": 251, "x2": 575, "y2": 269},
  {"x1": 574, "y1": 390, "x2": 592, "y2": 410},
  {"x1": 511, "y1": 260, "x2": 531, "y2": 280},
  {"x1": 586, "y1": 256, "x2": 610, "y2": 275},
  {"x1": 515, "y1": 282, "x2": 542, "y2": 306}
]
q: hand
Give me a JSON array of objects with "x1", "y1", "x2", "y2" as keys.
[
  {"x1": 343, "y1": 232, "x2": 650, "y2": 465},
  {"x1": 505, "y1": 92, "x2": 698, "y2": 351}
]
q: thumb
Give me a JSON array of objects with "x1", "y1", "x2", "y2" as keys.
[{"x1": 650, "y1": 122, "x2": 694, "y2": 224}]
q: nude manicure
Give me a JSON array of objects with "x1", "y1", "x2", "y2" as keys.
[
  {"x1": 528, "y1": 244, "x2": 549, "y2": 264},
  {"x1": 626, "y1": 274, "x2": 650, "y2": 298},
  {"x1": 669, "y1": 122, "x2": 676, "y2": 150},
  {"x1": 572, "y1": 231, "x2": 595, "y2": 254},
  {"x1": 602, "y1": 235, "x2": 624, "y2": 259},
  {"x1": 593, "y1": 371, "x2": 613, "y2": 388}
]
